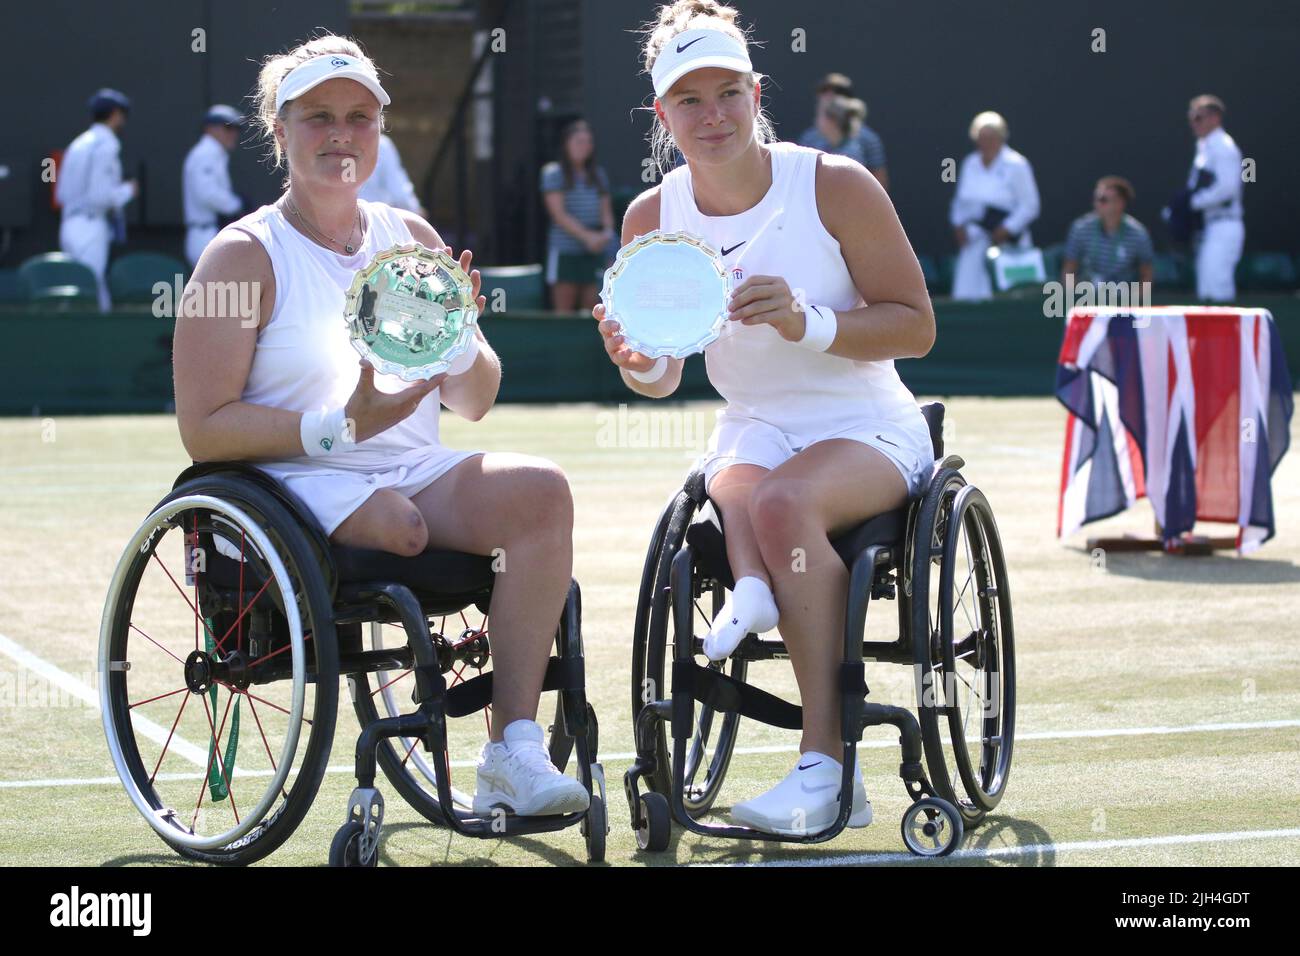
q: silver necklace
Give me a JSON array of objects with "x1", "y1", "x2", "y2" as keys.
[{"x1": 286, "y1": 198, "x2": 362, "y2": 254}]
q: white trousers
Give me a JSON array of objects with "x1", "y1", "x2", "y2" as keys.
[
  {"x1": 59, "y1": 214, "x2": 111, "y2": 311},
  {"x1": 1196, "y1": 218, "x2": 1245, "y2": 302}
]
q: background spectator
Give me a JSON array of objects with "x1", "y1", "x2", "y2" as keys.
[
  {"x1": 541, "y1": 118, "x2": 614, "y2": 312},
  {"x1": 948, "y1": 110, "x2": 1041, "y2": 300},
  {"x1": 798, "y1": 72, "x2": 888, "y2": 190},
  {"x1": 1185, "y1": 94, "x2": 1245, "y2": 301},
  {"x1": 1063, "y1": 175, "x2": 1154, "y2": 287}
]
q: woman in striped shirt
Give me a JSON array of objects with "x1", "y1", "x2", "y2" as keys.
[{"x1": 541, "y1": 119, "x2": 616, "y2": 312}]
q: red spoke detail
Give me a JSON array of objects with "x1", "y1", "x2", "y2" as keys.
[
  {"x1": 150, "y1": 548, "x2": 217, "y2": 648},
  {"x1": 245, "y1": 695, "x2": 290, "y2": 803},
  {"x1": 401, "y1": 735, "x2": 420, "y2": 767},
  {"x1": 215, "y1": 681, "x2": 312, "y2": 726},
  {"x1": 130, "y1": 686, "x2": 189, "y2": 709},
  {"x1": 192, "y1": 694, "x2": 221, "y2": 828},
  {"x1": 129, "y1": 624, "x2": 187, "y2": 666},
  {"x1": 212, "y1": 576, "x2": 273, "y2": 656},
  {"x1": 370, "y1": 669, "x2": 413, "y2": 699},
  {"x1": 150, "y1": 691, "x2": 191, "y2": 784},
  {"x1": 208, "y1": 689, "x2": 240, "y2": 824},
  {"x1": 246, "y1": 630, "x2": 313, "y2": 669}
]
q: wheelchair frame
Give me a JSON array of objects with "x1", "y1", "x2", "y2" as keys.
[
  {"x1": 99, "y1": 462, "x2": 606, "y2": 866},
  {"x1": 623, "y1": 403, "x2": 1016, "y2": 857}
]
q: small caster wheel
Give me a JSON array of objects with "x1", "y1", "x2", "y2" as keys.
[
  {"x1": 584, "y1": 793, "x2": 606, "y2": 862},
  {"x1": 901, "y1": 797, "x2": 963, "y2": 857},
  {"x1": 329, "y1": 821, "x2": 378, "y2": 867},
  {"x1": 636, "y1": 792, "x2": 671, "y2": 852}
]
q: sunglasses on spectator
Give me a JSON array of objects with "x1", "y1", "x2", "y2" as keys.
[
  {"x1": 1188, "y1": 111, "x2": 1209, "y2": 122},
  {"x1": 1093, "y1": 194, "x2": 1114, "y2": 204}
]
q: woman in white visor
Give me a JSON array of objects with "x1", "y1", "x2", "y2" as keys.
[
  {"x1": 173, "y1": 34, "x2": 589, "y2": 818},
  {"x1": 595, "y1": 1, "x2": 937, "y2": 836}
]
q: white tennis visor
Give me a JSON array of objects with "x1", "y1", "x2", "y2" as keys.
[
  {"x1": 651, "y1": 27, "x2": 753, "y2": 99},
  {"x1": 276, "y1": 54, "x2": 391, "y2": 112}
]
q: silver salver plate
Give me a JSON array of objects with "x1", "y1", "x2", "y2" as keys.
[
  {"x1": 599, "y1": 230, "x2": 730, "y2": 359},
  {"x1": 344, "y1": 243, "x2": 479, "y2": 381}
]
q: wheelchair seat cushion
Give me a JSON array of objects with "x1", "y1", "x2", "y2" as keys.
[
  {"x1": 331, "y1": 543, "x2": 495, "y2": 595},
  {"x1": 685, "y1": 500, "x2": 907, "y2": 592}
]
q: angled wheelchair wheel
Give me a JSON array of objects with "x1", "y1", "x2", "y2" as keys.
[
  {"x1": 352, "y1": 606, "x2": 588, "y2": 824},
  {"x1": 909, "y1": 470, "x2": 1015, "y2": 826},
  {"x1": 632, "y1": 491, "x2": 743, "y2": 818},
  {"x1": 100, "y1": 478, "x2": 339, "y2": 865}
]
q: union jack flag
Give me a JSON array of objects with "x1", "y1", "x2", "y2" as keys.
[{"x1": 1056, "y1": 308, "x2": 1293, "y2": 552}]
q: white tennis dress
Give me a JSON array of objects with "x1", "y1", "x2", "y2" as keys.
[
  {"x1": 230, "y1": 199, "x2": 481, "y2": 536},
  {"x1": 657, "y1": 142, "x2": 934, "y2": 495}
]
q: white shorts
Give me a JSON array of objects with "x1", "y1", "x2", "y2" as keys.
[
  {"x1": 256, "y1": 448, "x2": 484, "y2": 538},
  {"x1": 698, "y1": 413, "x2": 935, "y2": 498}
]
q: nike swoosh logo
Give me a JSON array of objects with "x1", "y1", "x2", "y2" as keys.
[
  {"x1": 721, "y1": 242, "x2": 746, "y2": 256},
  {"x1": 797, "y1": 761, "x2": 822, "y2": 771},
  {"x1": 800, "y1": 782, "x2": 837, "y2": 794},
  {"x1": 875, "y1": 434, "x2": 899, "y2": 448},
  {"x1": 676, "y1": 37, "x2": 705, "y2": 53}
]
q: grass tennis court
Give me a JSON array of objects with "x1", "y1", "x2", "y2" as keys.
[{"x1": 2, "y1": 397, "x2": 1298, "y2": 866}]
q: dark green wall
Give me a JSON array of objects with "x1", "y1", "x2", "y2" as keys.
[{"x1": 5, "y1": 295, "x2": 1296, "y2": 415}]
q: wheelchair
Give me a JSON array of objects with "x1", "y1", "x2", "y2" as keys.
[
  {"x1": 99, "y1": 462, "x2": 605, "y2": 866},
  {"x1": 624, "y1": 403, "x2": 1015, "y2": 857}
]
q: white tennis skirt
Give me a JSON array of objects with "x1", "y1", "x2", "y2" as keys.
[{"x1": 255, "y1": 446, "x2": 484, "y2": 538}]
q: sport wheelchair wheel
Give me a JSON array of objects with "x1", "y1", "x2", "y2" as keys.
[
  {"x1": 907, "y1": 466, "x2": 1015, "y2": 827},
  {"x1": 631, "y1": 491, "x2": 744, "y2": 818},
  {"x1": 351, "y1": 605, "x2": 592, "y2": 824},
  {"x1": 100, "y1": 477, "x2": 339, "y2": 865}
]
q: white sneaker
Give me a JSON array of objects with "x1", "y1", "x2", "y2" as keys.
[
  {"x1": 472, "y1": 719, "x2": 590, "y2": 816},
  {"x1": 731, "y1": 752, "x2": 872, "y2": 836}
]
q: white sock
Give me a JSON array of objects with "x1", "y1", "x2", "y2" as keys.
[{"x1": 703, "y1": 576, "x2": 780, "y2": 661}]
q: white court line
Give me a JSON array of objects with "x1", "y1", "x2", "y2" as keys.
[
  {"x1": 2, "y1": 717, "x2": 1297, "y2": 790},
  {"x1": 711, "y1": 827, "x2": 1300, "y2": 867},
  {"x1": 0, "y1": 631, "x2": 208, "y2": 768}
]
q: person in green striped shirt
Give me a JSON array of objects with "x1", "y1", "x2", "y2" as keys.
[{"x1": 1062, "y1": 176, "x2": 1154, "y2": 286}]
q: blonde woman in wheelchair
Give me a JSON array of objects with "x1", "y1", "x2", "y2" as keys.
[
  {"x1": 174, "y1": 33, "x2": 587, "y2": 818},
  {"x1": 595, "y1": 0, "x2": 936, "y2": 835}
]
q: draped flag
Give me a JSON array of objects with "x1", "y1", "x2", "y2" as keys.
[{"x1": 1056, "y1": 308, "x2": 1292, "y2": 553}]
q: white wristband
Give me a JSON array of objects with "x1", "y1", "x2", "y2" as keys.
[
  {"x1": 446, "y1": 333, "x2": 480, "y2": 376},
  {"x1": 797, "y1": 305, "x2": 838, "y2": 352},
  {"x1": 628, "y1": 356, "x2": 668, "y2": 384},
  {"x1": 300, "y1": 407, "x2": 351, "y2": 457}
]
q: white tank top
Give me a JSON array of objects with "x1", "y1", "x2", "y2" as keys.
[
  {"x1": 659, "y1": 142, "x2": 927, "y2": 439},
  {"x1": 230, "y1": 199, "x2": 447, "y2": 474}
]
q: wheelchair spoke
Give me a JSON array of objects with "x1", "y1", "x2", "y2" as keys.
[
  {"x1": 130, "y1": 686, "x2": 188, "y2": 709},
  {"x1": 212, "y1": 576, "x2": 274, "y2": 657},
  {"x1": 149, "y1": 691, "x2": 192, "y2": 785},
  {"x1": 247, "y1": 629, "x2": 313, "y2": 669},
  {"x1": 216, "y1": 682, "x2": 312, "y2": 726},
  {"x1": 370, "y1": 668, "x2": 413, "y2": 698},
  {"x1": 129, "y1": 623, "x2": 187, "y2": 666},
  {"x1": 193, "y1": 691, "x2": 240, "y2": 829},
  {"x1": 244, "y1": 694, "x2": 290, "y2": 803},
  {"x1": 149, "y1": 549, "x2": 218, "y2": 648}
]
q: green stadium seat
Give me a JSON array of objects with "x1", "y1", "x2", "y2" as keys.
[
  {"x1": 479, "y1": 264, "x2": 545, "y2": 313},
  {"x1": 937, "y1": 254, "x2": 957, "y2": 296},
  {"x1": 109, "y1": 252, "x2": 188, "y2": 305},
  {"x1": 18, "y1": 253, "x2": 98, "y2": 302},
  {"x1": 29, "y1": 284, "x2": 97, "y2": 310},
  {"x1": 1235, "y1": 252, "x2": 1298, "y2": 292},
  {"x1": 0, "y1": 269, "x2": 28, "y2": 304}
]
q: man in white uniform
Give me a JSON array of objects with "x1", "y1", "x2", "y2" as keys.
[
  {"x1": 182, "y1": 105, "x2": 246, "y2": 267},
  {"x1": 948, "y1": 111, "x2": 1040, "y2": 301},
  {"x1": 1185, "y1": 94, "x2": 1244, "y2": 301},
  {"x1": 357, "y1": 133, "x2": 426, "y2": 217},
  {"x1": 56, "y1": 88, "x2": 137, "y2": 311}
]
